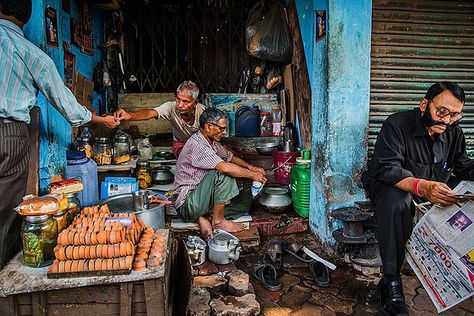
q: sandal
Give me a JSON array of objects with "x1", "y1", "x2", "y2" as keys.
[
  {"x1": 309, "y1": 261, "x2": 330, "y2": 287},
  {"x1": 282, "y1": 242, "x2": 313, "y2": 263},
  {"x1": 251, "y1": 264, "x2": 281, "y2": 292},
  {"x1": 263, "y1": 240, "x2": 283, "y2": 270}
]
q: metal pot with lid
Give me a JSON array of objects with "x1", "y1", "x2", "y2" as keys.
[
  {"x1": 151, "y1": 166, "x2": 174, "y2": 184},
  {"x1": 258, "y1": 186, "x2": 292, "y2": 213},
  {"x1": 207, "y1": 230, "x2": 241, "y2": 264}
]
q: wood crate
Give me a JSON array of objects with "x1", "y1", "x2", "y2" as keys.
[{"x1": 0, "y1": 231, "x2": 177, "y2": 316}]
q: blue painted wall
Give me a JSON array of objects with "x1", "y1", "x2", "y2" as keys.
[
  {"x1": 23, "y1": 0, "x2": 104, "y2": 193},
  {"x1": 296, "y1": 0, "x2": 372, "y2": 249}
]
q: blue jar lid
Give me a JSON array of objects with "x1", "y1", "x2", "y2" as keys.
[{"x1": 66, "y1": 150, "x2": 86, "y2": 160}]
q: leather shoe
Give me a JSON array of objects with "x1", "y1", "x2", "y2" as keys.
[{"x1": 377, "y1": 279, "x2": 409, "y2": 316}]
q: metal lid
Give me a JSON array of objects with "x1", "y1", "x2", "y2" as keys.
[
  {"x1": 94, "y1": 136, "x2": 109, "y2": 143},
  {"x1": 137, "y1": 160, "x2": 150, "y2": 168},
  {"x1": 115, "y1": 135, "x2": 129, "y2": 142},
  {"x1": 53, "y1": 209, "x2": 67, "y2": 216},
  {"x1": 25, "y1": 214, "x2": 53, "y2": 222}
]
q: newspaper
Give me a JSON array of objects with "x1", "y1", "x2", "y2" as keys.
[{"x1": 406, "y1": 181, "x2": 474, "y2": 313}]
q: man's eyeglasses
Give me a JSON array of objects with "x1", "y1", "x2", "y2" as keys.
[
  {"x1": 429, "y1": 100, "x2": 464, "y2": 122},
  {"x1": 208, "y1": 122, "x2": 226, "y2": 132}
]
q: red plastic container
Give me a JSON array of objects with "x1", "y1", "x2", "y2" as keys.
[{"x1": 272, "y1": 150, "x2": 300, "y2": 184}]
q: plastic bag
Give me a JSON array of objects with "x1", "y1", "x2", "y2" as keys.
[
  {"x1": 245, "y1": 1, "x2": 292, "y2": 62},
  {"x1": 137, "y1": 138, "x2": 153, "y2": 160}
]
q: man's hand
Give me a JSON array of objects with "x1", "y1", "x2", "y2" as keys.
[
  {"x1": 248, "y1": 165, "x2": 266, "y2": 176},
  {"x1": 252, "y1": 172, "x2": 267, "y2": 185},
  {"x1": 91, "y1": 113, "x2": 121, "y2": 129},
  {"x1": 114, "y1": 108, "x2": 132, "y2": 121},
  {"x1": 418, "y1": 180, "x2": 459, "y2": 206}
]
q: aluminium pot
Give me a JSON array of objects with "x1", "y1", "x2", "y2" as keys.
[
  {"x1": 258, "y1": 186, "x2": 292, "y2": 214},
  {"x1": 152, "y1": 166, "x2": 174, "y2": 185}
]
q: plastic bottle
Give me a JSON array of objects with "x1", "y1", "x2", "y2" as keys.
[
  {"x1": 271, "y1": 106, "x2": 282, "y2": 136},
  {"x1": 260, "y1": 112, "x2": 273, "y2": 137},
  {"x1": 290, "y1": 149, "x2": 311, "y2": 217},
  {"x1": 65, "y1": 150, "x2": 99, "y2": 207}
]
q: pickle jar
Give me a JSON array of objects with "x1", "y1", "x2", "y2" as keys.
[
  {"x1": 76, "y1": 136, "x2": 93, "y2": 158},
  {"x1": 136, "y1": 160, "x2": 152, "y2": 189},
  {"x1": 93, "y1": 137, "x2": 112, "y2": 165},
  {"x1": 66, "y1": 192, "x2": 81, "y2": 224},
  {"x1": 21, "y1": 215, "x2": 58, "y2": 267},
  {"x1": 53, "y1": 209, "x2": 68, "y2": 233},
  {"x1": 113, "y1": 135, "x2": 131, "y2": 164}
]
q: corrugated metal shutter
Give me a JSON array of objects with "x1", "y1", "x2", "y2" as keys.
[{"x1": 370, "y1": 0, "x2": 474, "y2": 156}]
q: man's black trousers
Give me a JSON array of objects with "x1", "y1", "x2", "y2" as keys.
[
  {"x1": 0, "y1": 121, "x2": 30, "y2": 270},
  {"x1": 373, "y1": 186, "x2": 415, "y2": 275}
]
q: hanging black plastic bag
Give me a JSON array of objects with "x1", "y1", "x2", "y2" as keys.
[{"x1": 245, "y1": 1, "x2": 292, "y2": 62}]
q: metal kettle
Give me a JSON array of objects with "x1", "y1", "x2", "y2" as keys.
[
  {"x1": 281, "y1": 123, "x2": 296, "y2": 152},
  {"x1": 186, "y1": 236, "x2": 207, "y2": 266},
  {"x1": 207, "y1": 230, "x2": 242, "y2": 264}
]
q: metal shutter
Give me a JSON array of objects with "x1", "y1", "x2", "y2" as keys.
[{"x1": 370, "y1": 0, "x2": 474, "y2": 156}]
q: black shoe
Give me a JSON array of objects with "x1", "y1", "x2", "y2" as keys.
[{"x1": 377, "y1": 279, "x2": 409, "y2": 316}]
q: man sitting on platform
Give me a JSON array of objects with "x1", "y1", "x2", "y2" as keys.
[{"x1": 173, "y1": 108, "x2": 267, "y2": 238}]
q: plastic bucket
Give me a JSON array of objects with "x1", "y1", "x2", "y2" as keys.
[{"x1": 273, "y1": 150, "x2": 300, "y2": 184}]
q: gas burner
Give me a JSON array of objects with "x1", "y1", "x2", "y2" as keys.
[
  {"x1": 332, "y1": 229, "x2": 377, "y2": 244},
  {"x1": 331, "y1": 207, "x2": 373, "y2": 239}
]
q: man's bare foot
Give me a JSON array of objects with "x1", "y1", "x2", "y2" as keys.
[
  {"x1": 197, "y1": 216, "x2": 213, "y2": 239},
  {"x1": 212, "y1": 218, "x2": 245, "y2": 233}
]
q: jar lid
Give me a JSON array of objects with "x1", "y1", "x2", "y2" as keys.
[
  {"x1": 53, "y1": 209, "x2": 67, "y2": 216},
  {"x1": 115, "y1": 135, "x2": 129, "y2": 142},
  {"x1": 65, "y1": 192, "x2": 78, "y2": 198},
  {"x1": 66, "y1": 150, "x2": 86, "y2": 160},
  {"x1": 260, "y1": 112, "x2": 270, "y2": 116},
  {"x1": 137, "y1": 160, "x2": 150, "y2": 168},
  {"x1": 25, "y1": 214, "x2": 52, "y2": 222},
  {"x1": 95, "y1": 136, "x2": 109, "y2": 143},
  {"x1": 77, "y1": 136, "x2": 90, "y2": 143}
]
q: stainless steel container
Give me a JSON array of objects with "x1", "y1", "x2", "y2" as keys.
[
  {"x1": 186, "y1": 236, "x2": 207, "y2": 266},
  {"x1": 207, "y1": 230, "x2": 241, "y2": 264},
  {"x1": 258, "y1": 186, "x2": 293, "y2": 213}
]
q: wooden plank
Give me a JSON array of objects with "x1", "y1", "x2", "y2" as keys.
[
  {"x1": 26, "y1": 106, "x2": 40, "y2": 196},
  {"x1": 46, "y1": 285, "x2": 121, "y2": 304},
  {"x1": 282, "y1": 66, "x2": 295, "y2": 125},
  {"x1": 120, "y1": 282, "x2": 133, "y2": 316},
  {"x1": 288, "y1": 0, "x2": 312, "y2": 148},
  {"x1": 31, "y1": 292, "x2": 47, "y2": 316},
  {"x1": 144, "y1": 279, "x2": 164, "y2": 316},
  {"x1": 0, "y1": 295, "x2": 17, "y2": 316},
  {"x1": 48, "y1": 303, "x2": 120, "y2": 315},
  {"x1": 0, "y1": 230, "x2": 170, "y2": 297}
]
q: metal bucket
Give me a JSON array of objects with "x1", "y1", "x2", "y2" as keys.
[{"x1": 98, "y1": 191, "x2": 167, "y2": 228}]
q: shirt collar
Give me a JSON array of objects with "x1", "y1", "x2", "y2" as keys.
[
  {"x1": 197, "y1": 130, "x2": 215, "y2": 148},
  {"x1": 0, "y1": 19, "x2": 24, "y2": 37},
  {"x1": 412, "y1": 107, "x2": 447, "y2": 143}
]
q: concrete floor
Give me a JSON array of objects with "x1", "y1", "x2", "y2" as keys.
[{"x1": 234, "y1": 232, "x2": 474, "y2": 316}]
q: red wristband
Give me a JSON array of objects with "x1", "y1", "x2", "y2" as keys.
[{"x1": 413, "y1": 179, "x2": 423, "y2": 196}]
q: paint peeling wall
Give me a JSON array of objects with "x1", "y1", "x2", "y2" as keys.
[
  {"x1": 296, "y1": 0, "x2": 372, "y2": 249},
  {"x1": 23, "y1": 0, "x2": 104, "y2": 193}
]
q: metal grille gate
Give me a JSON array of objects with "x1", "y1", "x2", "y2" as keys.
[
  {"x1": 123, "y1": 0, "x2": 257, "y2": 94},
  {"x1": 369, "y1": 0, "x2": 474, "y2": 156}
]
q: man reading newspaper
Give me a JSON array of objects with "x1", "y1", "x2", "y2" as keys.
[{"x1": 361, "y1": 82, "x2": 474, "y2": 316}]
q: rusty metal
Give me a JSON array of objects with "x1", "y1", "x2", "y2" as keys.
[{"x1": 370, "y1": 0, "x2": 474, "y2": 157}]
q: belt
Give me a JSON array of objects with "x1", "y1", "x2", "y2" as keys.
[{"x1": 0, "y1": 117, "x2": 23, "y2": 124}]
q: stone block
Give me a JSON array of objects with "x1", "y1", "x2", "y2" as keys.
[
  {"x1": 210, "y1": 293, "x2": 260, "y2": 316},
  {"x1": 193, "y1": 275, "x2": 228, "y2": 295},
  {"x1": 188, "y1": 287, "x2": 211, "y2": 316},
  {"x1": 227, "y1": 269, "x2": 252, "y2": 296}
]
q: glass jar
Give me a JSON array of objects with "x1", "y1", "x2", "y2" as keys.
[
  {"x1": 76, "y1": 136, "x2": 93, "y2": 158},
  {"x1": 21, "y1": 215, "x2": 58, "y2": 267},
  {"x1": 93, "y1": 137, "x2": 112, "y2": 165},
  {"x1": 66, "y1": 192, "x2": 81, "y2": 225},
  {"x1": 53, "y1": 209, "x2": 68, "y2": 233},
  {"x1": 113, "y1": 135, "x2": 131, "y2": 164},
  {"x1": 136, "y1": 160, "x2": 152, "y2": 189},
  {"x1": 260, "y1": 112, "x2": 273, "y2": 137}
]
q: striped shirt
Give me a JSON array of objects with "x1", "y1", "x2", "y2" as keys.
[
  {"x1": 173, "y1": 131, "x2": 233, "y2": 208},
  {"x1": 0, "y1": 19, "x2": 91, "y2": 125}
]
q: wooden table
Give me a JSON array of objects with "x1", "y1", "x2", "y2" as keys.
[{"x1": 0, "y1": 230, "x2": 174, "y2": 316}]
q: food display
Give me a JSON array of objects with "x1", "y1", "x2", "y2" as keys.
[
  {"x1": 48, "y1": 204, "x2": 166, "y2": 276},
  {"x1": 50, "y1": 179, "x2": 84, "y2": 195},
  {"x1": 93, "y1": 137, "x2": 112, "y2": 165},
  {"x1": 136, "y1": 160, "x2": 152, "y2": 189},
  {"x1": 22, "y1": 214, "x2": 58, "y2": 267},
  {"x1": 15, "y1": 194, "x2": 67, "y2": 216},
  {"x1": 114, "y1": 154, "x2": 131, "y2": 165}
]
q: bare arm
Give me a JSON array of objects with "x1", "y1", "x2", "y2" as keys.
[
  {"x1": 395, "y1": 177, "x2": 458, "y2": 206},
  {"x1": 215, "y1": 162, "x2": 267, "y2": 184},
  {"x1": 114, "y1": 108, "x2": 159, "y2": 121},
  {"x1": 90, "y1": 113, "x2": 121, "y2": 128},
  {"x1": 230, "y1": 155, "x2": 266, "y2": 175}
]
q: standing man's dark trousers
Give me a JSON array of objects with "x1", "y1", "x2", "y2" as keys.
[
  {"x1": 0, "y1": 121, "x2": 30, "y2": 270},
  {"x1": 372, "y1": 186, "x2": 414, "y2": 275}
]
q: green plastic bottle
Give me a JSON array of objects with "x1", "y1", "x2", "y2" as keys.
[{"x1": 290, "y1": 149, "x2": 311, "y2": 217}]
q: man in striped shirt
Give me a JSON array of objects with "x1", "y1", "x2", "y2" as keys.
[
  {"x1": 0, "y1": 0, "x2": 120, "y2": 269},
  {"x1": 174, "y1": 108, "x2": 267, "y2": 237}
]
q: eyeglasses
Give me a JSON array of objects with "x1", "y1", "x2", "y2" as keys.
[
  {"x1": 208, "y1": 122, "x2": 226, "y2": 132},
  {"x1": 175, "y1": 95, "x2": 195, "y2": 106},
  {"x1": 428, "y1": 100, "x2": 464, "y2": 122}
]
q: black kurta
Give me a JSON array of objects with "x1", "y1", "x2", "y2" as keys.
[{"x1": 361, "y1": 108, "x2": 474, "y2": 274}]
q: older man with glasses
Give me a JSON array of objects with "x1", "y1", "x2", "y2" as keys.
[
  {"x1": 173, "y1": 108, "x2": 267, "y2": 238},
  {"x1": 361, "y1": 82, "x2": 474, "y2": 316},
  {"x1": 114, "y1": 81, "x2": 205, "y2": 158}
]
